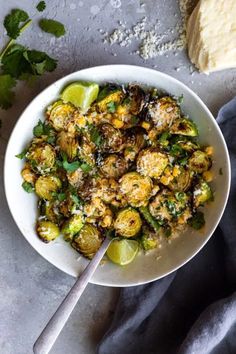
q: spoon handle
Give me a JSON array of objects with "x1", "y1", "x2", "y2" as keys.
[{"x1": 33, "y1": 237, "x2": 111, "y2": 354}]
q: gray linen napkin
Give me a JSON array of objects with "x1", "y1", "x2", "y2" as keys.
[{"x1": 98, "y1": 97, "x2": 236, "y2": 354}]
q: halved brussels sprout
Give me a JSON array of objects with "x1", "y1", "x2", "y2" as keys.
[
  {"x1": 57, "y1": 131, "x2": 79, "y2": 160},
  {"x1": 67, "y1": 169, "x2": 84, "y2": 188},
  {"x1": 100, "y1": 154, "x2": 128, "y2": 179},
  {"x1": 149, "y1": 189, "x2": 187, "y2": 222},
  {"x1": 177, "y1": 140, "x2": 200, "y2": 153},
  {"x1": 21, "y1": 163, "x2": 37, "y2": 185},
  {"x1": 72, "y1": 224, "x2": 103, "y2": 259},
  {"x1": 27, "y1": 142, "x2": 56, "y2": 174},
  {"x1": 35, "y1": 175, "x2": 61, "y2": 200},
  {"x1": 36, "y1": 220, "x2": 60, "y2": 243},
  {"x1": 188, "y1": 151, "x2": 212, "y2": 173},
  {"x1": 137, "y1": 148, "x2": 168, "y2": 179},
  {"x1": 61, "y1": 214, "x2": 84, "y2": 241},
  {"x1": 79, "y1": 134, "x2": 96, "y2": 166},
  {"x1": 124, "y1": 127, "x2": 146, "y2": 161},
  {"x1": 146, "y1": 96, "x2": 180, "y2": 133},
  {"x1": 125, "y1": 84, "x2": 146, "y2": 115},
  {"x1": 98, "y1": 124, "x2": 123, "y2": 153},
  {"x1": 140, "y1": 233, "x2": 158, "y2": 251},
  {"x1": 96, "y1": 90, "x2": 124, "y2": 112},
  {"x1": 114, "y1": 208, "x2": 142, "y2": 237},
  {"x1": 40, "y1": 200, "x2": 62, "y2": 224},
  {"x1": 47, "y1": 101, "x2": 76, "y2": 131},
  {"x1": 119, "y1": 172, "x2": 153, "y2": 207},
  {"x1": 193, "y1": 180, "x2": 213, "y2": 208},
  {"x1": 84, "y1": 197, "x2": 107, "y2": 218},
  {"x1": 168, "y1": 167, "x2": 192, "y2": 191},
  {"x1": 170, "y1": 118, "x2": 198, "y2": 137}
]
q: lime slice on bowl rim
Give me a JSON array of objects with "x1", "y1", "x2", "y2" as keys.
[
  {"x1": 61, "y1": 81, "x2": 99, "y2": 111},
  {"x1": 106, "y1": 238, "x2": 139, "y2": 266}
]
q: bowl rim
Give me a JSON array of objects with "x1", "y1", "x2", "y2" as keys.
[{"x1": 4, "y1": 64, "x2": 231, "y2": 286}]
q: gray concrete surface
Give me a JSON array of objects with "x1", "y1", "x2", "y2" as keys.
[{"x1": 0, "y1": 1, "x2": 236, "y2": 353}]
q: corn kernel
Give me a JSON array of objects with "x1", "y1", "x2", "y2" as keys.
[
  {"x1": 141, "y1": 121, "x2": 151, "y2": 130},
  {"x1": 203, "y1": 171, "x2": 213, "y2": 182},
  {"x1": 148, "y1": 129, "x2": 158, "y2": 141},
  {"x1": 112, "y1": 118, "x2": 124, "y2": 129},
  {"x1": 21, "y1": 167, "x2": 37, "y2": 184},
  {"x1": 160, "y1": 176, "x2": 169, "y2": 185},
  {"x1": 116, "y1": 105, "x2": 127, "y2": 115},
  {"x1": 178, "y1": 216, "x2": 185, "y2": 224},
  {"x1": 205, "y1": 146, "x2": 214, "y2": 156},
  {"x1": 173, "y1": 166, "x2": 180, "y2": 177}
]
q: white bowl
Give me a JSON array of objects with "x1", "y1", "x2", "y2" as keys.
[{"x1": 4, "y1": 65, "x2": 231, "y2": 287}]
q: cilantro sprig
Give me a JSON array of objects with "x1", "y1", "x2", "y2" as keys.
[
  {"x1": 33, "y1": 120, "x2": 56, "y2": 144},
  {"x1": 36, "y1": 1, "x2": 46, "y2": 12},
  {"x1": 4, "y1": 9, "x2": 29, "y2": 39}
]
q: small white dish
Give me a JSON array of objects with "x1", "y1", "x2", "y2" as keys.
[{"x1": 4, "y1": 65, "x2": 231, "y2": 287}]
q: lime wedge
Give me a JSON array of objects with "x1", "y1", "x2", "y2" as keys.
[
  {"x1": 61, "y1": 81, "x2": 99, "y2": 111},
  {"x1": 106, "y1": 239, "x2": 139, "y2": 266}
]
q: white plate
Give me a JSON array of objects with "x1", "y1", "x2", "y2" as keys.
[{"x1": 4, "y1": 65, "x2": 231, "y2": 287}]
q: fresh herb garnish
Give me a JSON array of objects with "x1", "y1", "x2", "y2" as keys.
[
  {"x1": 22, "y1": 181, "x2": 34, "y2": 193},
  {"x1": 219, "y1": 168, "x2": 223, "y2": 175},
  {"x1": 63, "y1": 160, "x2": 81, "y2": 172},
  {"x1": 123, "y1": 97, "x2": 131, "y2": 105},
  {"x1": 80, "y1": 163, "x2": 92, "y2": 173},
  {"x1": 130, "y1": 115, "x2": 139, "y2": 125},
  {"x1": 88, "y1": 124, "x2": 102, "y2": 146},
  {"x1": 107, "y1": 101, "x2": 117, "y2": 113},
  {"x1": 177, "y1": 94, "x2": 184, "y2": 105},
  {"x1": 39, "y1": 19, "x2": 65, "y2": 38},
  {"x1": 188, "y1": 211, "x2": 205, "y2": 230},
  {"x1": 57, "y1": 192, "x2": 66, "y2": 202},
  {"x1": 15, "y1": 148, "x2": 28, "y2": 159},
  {"x1": 36, "y1": 1, "x2": 46, "y2": 12},
  {"x1": 71, "y1": 193, "x2": 83, "y2": 206},
  {"x1": 4, "y1": 9, "x2": 29, "y2": 39},
  {"x1": 96, "y1": 84, "x2": 119, "y2": 102},
  {"x1": 33, "y1": 120, "x2": 56, "y2": 143},
  {"x1": 0, "y1": 74, "x2": 16, "y2": 109}
]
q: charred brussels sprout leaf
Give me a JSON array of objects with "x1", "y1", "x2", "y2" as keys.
[
  {"x1": 188, "y1": 211, "x2": 205, "y2": 230},
  {"x1": 37, "y1": 220, "x2": 60, "y2": 242},
  {"x1": 72, "y1": 224, "x2": 103, "y2": 259},
  {"x1": 170, "y1": 118, "x2": 198, "y2": 137},
  {"x1": 139, "y1": 206, "x2": 161, "y2": 232},
  {"x1": 114, "y1": 208, "x2": 142, "y2": 238}
]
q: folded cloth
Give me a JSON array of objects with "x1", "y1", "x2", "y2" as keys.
[{"x1": 98, "y1": 97, "x2": 236, "y2": 354}]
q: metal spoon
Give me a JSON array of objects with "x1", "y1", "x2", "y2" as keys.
[{"x1": 33, "y1": 237, "x2": 111, "y2": 354}]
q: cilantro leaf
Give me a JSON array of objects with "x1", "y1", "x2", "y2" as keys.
[
  {"x1": 23, "y1": 50, "x2": 57, "y2": 74},
  {"x1": 63, "y1": 160, "x2": 80, "y2": 172},
  {"x1": 39, "y1": 19, "x2": 65, "y2": 38},
  {"x1": 36, "y1": 1, "x2": 46, "y2": 12},
  {"x1": 88, "y1": 125, "x2": 102, "y2": 146},
  {"x1": 0, "y1": 74, "x2": 16, "y2": 109},
  {"x1": 107, "y1": 101, "x2": 116, "y2": 113},
  {"x1": 188, "y1": 211, "x2": 205, "y2": 230},
  {"x1": 4, "y1": 9, "x2": 29, "y2": 39},
  {"x1": 80, "y1": 163, "x2": 92, "y2": 173},
  {"x1": 33, "y1": 120, "x2": 44, "y2": 136},
  {"x1": 130, "y1": 115, "x2": 139, "y2": 125},
  {"x1": 22, "y1": 181, "x2": 34, "y2": 193},
  {"x1": 33, "y1": 120, "x2": 56, "y2": 143},
  {"x1": 15, "y1": 148, "x2": 28, "y2": 159}
]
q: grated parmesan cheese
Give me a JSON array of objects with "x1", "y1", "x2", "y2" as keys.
[{"x1": 103, "y1": 1, "x2": 194, "y2": 60}]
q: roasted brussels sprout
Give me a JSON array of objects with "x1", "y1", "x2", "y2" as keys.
[
  {"x1": 67, "y1": 168, "x2": 84, "y2": 188},
  {"x1": 170, "y1": 118, "x2": 198, "y2": 137},
  {"x1": 188, "y1": 150, "x2": 212, "y2": 173},
  {"x1": 125, "y1": 84, "x2": 146, "y2": 115},
  {"x1": 96, "y1": 89, "x2": 124, "y2": 113},
  {"x1": 57, "y1": 131, "x2": 78, "y2": 160},
  {"x1": 193, "y1": 180, "x2": 213, "y2": 208},
  {"x1": 140, "y1": 233, "x2": 158, "y2": 251},
  {"x1": 27, "y1": 142, "x2": 56, "y2": 174},
  {"x1": 149, "y1": 189, "x2": 188, "y2": 222},
  {"x1": 119, "y1": 172, "x2": 153, "y2": 207},
  {"x1": 79, "y1": 134, "x2": 96, "y2": 166},
  {"x1": 168, "y1": 166, "x2": 192, "y2": 192},
  {"x1": 137, "y1": 148, "x2": 168, "y2": 179},
  {"x1": 35, "y1": 175, "x2": 61, "y2": 200},
  {"x1": 146, "y1": 96, "x2": 180, "y2": 133},
  {"x1": 100, "y1": 154, "x2": 128, "y2": 179},
  {"x1": 124, "y1": 127, "x2": 146, "y2": 161},
  {"x1": 177, "y1": 139, "x2": 200, "y2": 153},
  {"x1": 72, "y1": 224, "x2": 103, "y2": 259},
  {"x1": 84, "y1": 197, "x2": 107, "y2": 218},
  {"x1": 98, "y1": 124, "x2": 124, "y2": 153},
  {"x1": 36, "y1": 220, "x2": 60, "y2": 243},
  {"x1": 47, "y1": 101, "x2": 76, "y2": 131},
  {"x1": 40, "y1": 200, "x2": 62, "y2": 224},
  {"x1": 114, "y1": 208, "x2": 142, "y2": 237},
  {"x1": 61, "y1": 214, "x2": 84, "y2": 241}
]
